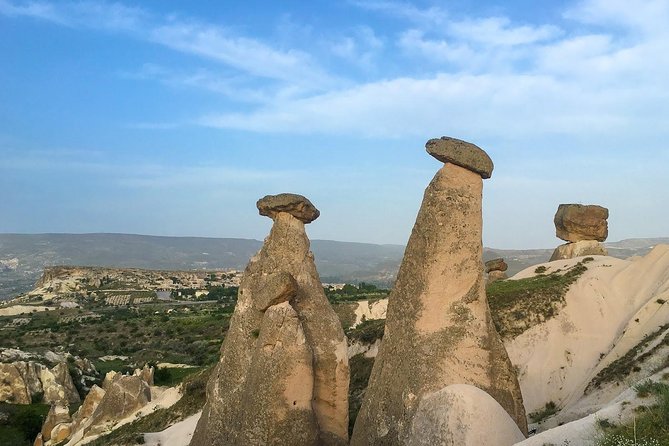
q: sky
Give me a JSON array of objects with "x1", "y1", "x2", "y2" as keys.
[{"x1": 1, "y1": 0, "x2": 668, "y2": 249}]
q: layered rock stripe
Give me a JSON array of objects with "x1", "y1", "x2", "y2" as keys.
[
  {"x1": 351, "y1": 139, "x2": 526, "y2": 445},
  {"x1": 191, "y1": 194, "x2": 349, "y2": 446}
]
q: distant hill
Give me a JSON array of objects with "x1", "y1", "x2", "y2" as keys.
[{"x1": 1, "y1": 233, "x2": 667, "y2": 300}]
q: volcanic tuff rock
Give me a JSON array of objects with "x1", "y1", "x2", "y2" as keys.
[
  {"x1": 257, "y1": 193, "x2": 320, "y2": 223},
  {"x1": 406, "y1": 384, "x2": 525, "y2": 446},
  {"x1": 487, "y1": 270, "x2": 508, "y2": 283},
  {"x1": 554, "y1": 204, "x2": 609, "y2": 242},
  {"x1": 0, "y1": 363, "x2": 30, "y2": 404},
  {"x1": 41, "y1": 404, "x2": 71, "y2": 442},
  {"x1": 425, "y1": 136, "x2": 494, "y2": 179},
  {"x1": 0, "y1": 360, "x2": 80, "y2": 405},
  {"x1": 84, "y1": 375, "x2": 151, "y2": 434},
  {"x1": 550, "y1": 240, "x2": 608, "y2": 261},
  {"x1": 191, "y1": 194, "x2": 349, "y2": 446},
  {"x1": 351, "y1": 138, "x2": 526, "y2": 446}
]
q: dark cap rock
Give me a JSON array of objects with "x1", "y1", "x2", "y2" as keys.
[
  {"x1": 426, "y1": 136, "x2": 494, "y2": 179},
  {"x1": 554, "y1": 204, "x2": 609, "y2": 242},
  {"x1": 485, "y1": 258, "x2": 508, "y2": 273},
  {"x1": 256, "y1": 193, "x2": 320, "y2": 223}
]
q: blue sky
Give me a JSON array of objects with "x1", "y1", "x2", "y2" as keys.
[{"x1": 1, "y1": 0, "x2": 668, "y2": 249}]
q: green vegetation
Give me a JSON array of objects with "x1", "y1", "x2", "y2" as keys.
[
  {"x1": 346, "y1": 319, "x2": 385, "y2": 344},
  {"x1": 529, "y1": 401, "x2": 558, "y2": 423},
  {"x1": 0, "y1": 403, "x2": 50, "y2": 446},
  {"x1": 88, "y1": 367, "x2": 212, "y2": 446},
  {"x1": 0, "y1": 303, "x2": 232, "y2": 367},
  {"x1": 597, "y1": 381, "x2": 669, "y2": 445},
  {"x1": 332, "y1": 302, "x2": 357, "y2": 331},
  {"x1": 487, "y1": 261, "x2": 589, "y2": 338},
  {"x1": 153, "y1": 366, "x2": 203, "y2": 387},
  {"x1": 325, "y1": 283, "x2": 389, "y2": 304},
  {"x1": 586, "y1": 325, "x2": 669, "y2": 392},
  {"x1": 348, "y1": 354, "x2": 375, "y2": 436}
]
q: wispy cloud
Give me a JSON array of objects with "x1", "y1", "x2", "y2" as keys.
[
  {"x1": 0, "y1": 0, "x2": 335, "y2": 95},
  {"x1": 349, "y1": 0, "x2": 447, "y2": 25}
]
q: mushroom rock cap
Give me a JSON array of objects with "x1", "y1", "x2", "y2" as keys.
[
  {"x1": 426, "y1": 136, "x2": 494, "y2": 179},
  {"x1": 256, "y1": 193, "x2": 320, "y2": 223}
]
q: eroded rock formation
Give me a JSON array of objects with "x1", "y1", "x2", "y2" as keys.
[
  {"x1": 191, "y1": 193, "x2": 349, "y2": 446},
  {"x1": 0, "y1": 360, "x2": 81, "y2": 405},
  {"x1": 351, "y1": 137, "x2": 527, "y2": 445},
  {"x1": 486, "y1": 258, "x2": 508, "y2": 283},
  {"x1": 551, "y1": 204, "x2": 609, "y2": 261}
]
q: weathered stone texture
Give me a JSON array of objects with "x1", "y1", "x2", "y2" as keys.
[
  {"x1": 257, "y1": 193, "x2": 320, "y2": 223},
  {"x1": 351, "y1": 160, "x2": 526, "y2": 445},
  {"x1": 406, "y1": 384, "x2": 525, "y2": 446},
  {"x1": 191, "y1": 200, "x2": 349, "y2": 446},
  {"x1": 485, "y1": 258, "x2": 508, "y2": 273},
  {"x1": 426, "y1": 136, "x2": 494, "y2": 178},
  {"x1": 550, "y1": 240, "x2": 608, "y2": 261},
  {"x1": 554, "y1": 204, "x2": 609, "y2": 242}
]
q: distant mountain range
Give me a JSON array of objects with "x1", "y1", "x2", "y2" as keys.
[{"x1": 1, "y1": 233, "x2": 667, "y2": 301}]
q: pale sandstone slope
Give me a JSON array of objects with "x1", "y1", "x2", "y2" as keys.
[{"x1": 507, "y1": 245, "x2": 669, "y2": 420}]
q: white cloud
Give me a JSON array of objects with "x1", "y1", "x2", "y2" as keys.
[
  {"x1": 0, "y1": 0, "x2": 334, "y2": 93},
  {"x1": 348, "y1": 0, "x2": 447, "y2": 25},
  {"x1": 449, "y1": 16, "x2": 561, "y2": 46}
]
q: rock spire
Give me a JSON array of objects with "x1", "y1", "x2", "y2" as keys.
[
  {"x1": 190, "y1": 193, "x2": 349, "y2": 446},
  {"x1": 350, "y1": 137, "x2": 527, "y2": 445}
]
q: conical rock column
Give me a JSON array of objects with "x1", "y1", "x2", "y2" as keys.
[
  {"x1": 191, "y1": 193, "x2": 349, "y2": 446},
  {"x1": 351, "y1": 137, "x2": 527, "y2": 445}
]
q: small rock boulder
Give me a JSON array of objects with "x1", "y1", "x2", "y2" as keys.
[
  {"x1": 407, "y1": 384, "x2": 526, "y2": 446},
  {"x1": 550, "y1": 240, "x2": 608, "y2": 261},
  {"x1": 554, "y1": 204, "x2": 608, "y2": 242},
  {"x1": 426, "y1": 136, "x2": 494, "y2": 179},
  {"x1": 257, "y1": 193, "x2": 320, "y2": 223},
  {"x1": 485, "y1": 258, "x2": 508, "y2": 273}
]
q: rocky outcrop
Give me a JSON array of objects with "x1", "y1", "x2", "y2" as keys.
[
  {"x1": 70, "y1": 384, "x2": 106, "y2": 432},
  {"x1": 554, "y1": 204, "x2": 608, "y2": 242},
  {"x1": 85, "y1": 374, "x2": 151, "y2": 432},
  {"x1": 191, "y1": 193, "x2": 349, "y2": 446},
  {"x1": 40, "y1": 363, "x2": 80, "y2": 405},
  {"x1": 41, "y1": 404, "x2": 71, "y2": 442},
  {"x1": 351, "y1": 137, "x2": 526, "y2": 445},
  {"x1": 551, "y1": 204, "x2": 609, "y2": 261},
  {"x1": 0, "y1": 363, "x2": 30, "y2": 404},
  {"x1": 1, "y1": 359, "x2": 84, "y2": 405},
  {"x1": 407, "y1": 384, "x2": 525, "y2": 446},
  {"x1": 134, "y1": 364, "x2": 155, "y2": 386},
  {"x1": 550, "y1": 240, "x2": 608, "y2": 261}
]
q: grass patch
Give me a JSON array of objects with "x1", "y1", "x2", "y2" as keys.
[
  {"x1": 597, "y1": 381, "x2": 669, "y2": 445},
  {"x1": 487, "y1": 261, "x2": 588, "y2": 339},
  {"x1": 153, "y1": 366, "x2": 203, "y2": 387},
  {"x1": 0, "y1": 403, "x2": 50, "y2": 446},
  {"x1": 529, "y1": 401, "x2": 558, "y2": 423},
  {"x1": 348, "y1": 354, "x2": 375, "y2": 436},
  {"x1": 586, "y1": 325, "x2": 669, "y2": 393},
  {"x1": 87, "y1": 366, "x2": 212, "y2": 446},
  {"x1": 346, "y1": 319, "x2": 385, "y2": 344}
]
